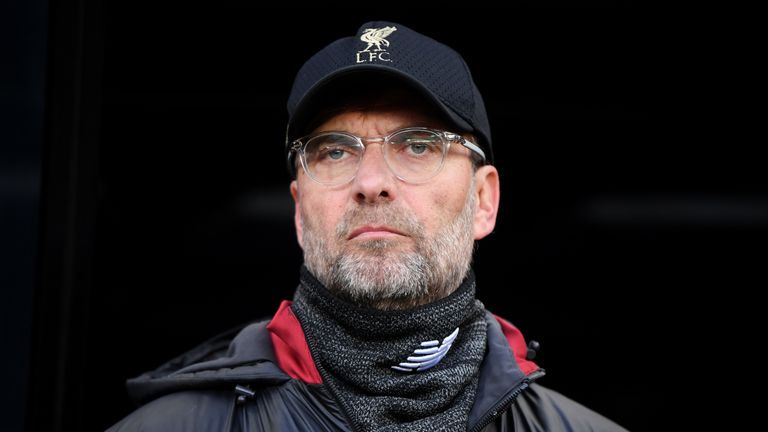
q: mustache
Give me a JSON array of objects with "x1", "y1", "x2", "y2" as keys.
[{"x1": 336, "y1": 204, "x2": 424, "y2": 240}]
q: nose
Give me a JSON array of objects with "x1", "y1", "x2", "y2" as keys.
[{"x1": 351, "y1": 142, "x2": 396, "y2": 204}]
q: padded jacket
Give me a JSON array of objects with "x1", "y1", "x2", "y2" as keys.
[{"x1": 108, "y1": 301, "x2": 628, "y2": 431}]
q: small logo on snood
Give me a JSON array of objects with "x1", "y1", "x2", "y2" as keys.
[{"x1": 391, "y1": 327, "x2": 459, "y2": 372}]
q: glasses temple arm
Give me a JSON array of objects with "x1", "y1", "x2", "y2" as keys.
[{"x1": 455, "y1": 136, "x2": 486, "y2": 161}]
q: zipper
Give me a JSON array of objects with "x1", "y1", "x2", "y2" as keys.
[
  {"x1": 311, "y1": 354, "x2": 362, "y2": 432},
  {"x1": 467, "y1": 370, "x2": 545, "y2": 432},
  {"x1": 227, "y1": 384, "x2": 255, "y2": 432},
  {"x1": 292, "y1": 304, "x2": 361, "y2": 432}
]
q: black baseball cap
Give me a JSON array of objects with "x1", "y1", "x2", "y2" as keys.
[{"x1": 285, "y1": 21, "x2": 493, "y2": 169}]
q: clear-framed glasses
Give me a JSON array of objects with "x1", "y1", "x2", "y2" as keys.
[{"x1": 288, "y1": 127, "x2": 486, "y2": 186}]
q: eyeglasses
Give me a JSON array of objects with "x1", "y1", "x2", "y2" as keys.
[{"x1": 288, "y1": 127, "x2": 486, "y2": 186}]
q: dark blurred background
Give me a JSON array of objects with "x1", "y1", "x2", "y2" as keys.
[{"x1": 2, "y1": 2, "x2": 763, "y2": 431}]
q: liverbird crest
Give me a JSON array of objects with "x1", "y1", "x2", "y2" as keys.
[{"x1": 360, "y1": 26, "x2": 398, "y2": 52}]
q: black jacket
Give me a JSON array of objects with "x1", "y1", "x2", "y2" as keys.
[{"x1": 109, "y1": 303, "x2": 627, "y2": 431}]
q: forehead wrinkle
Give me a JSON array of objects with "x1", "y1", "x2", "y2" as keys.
[{"x1": 314, "y1": 108, "x2": 453, "y2": 138}]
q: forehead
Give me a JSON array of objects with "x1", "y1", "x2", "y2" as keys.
[
  {"x1": 305, "y1": 83, "x2": 456, "y2": 135},
  {"x1": 312, "y1": 104, "x2": 453, "y2": 135}
]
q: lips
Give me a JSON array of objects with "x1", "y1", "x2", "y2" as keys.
[{"x1": 347, "y1": 225, "x2": 407, "y2": 240}]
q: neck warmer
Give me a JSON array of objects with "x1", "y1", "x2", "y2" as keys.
[{"x1": 291, "y1": 266, "x2": 487, "y2": 432}]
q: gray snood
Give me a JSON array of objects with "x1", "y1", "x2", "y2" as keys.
[{"x1": 291, "y1": 266, "x2": 488, "y2": 432}]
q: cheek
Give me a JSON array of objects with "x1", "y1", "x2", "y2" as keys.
[
  {"x1": 435, "y1": 178, "x2": 470, "y2": 210},
  {"x1": 302, "y1": 193, "x2": 347, "y2": 234},
  {"x1": 425, "y1": 163, "x2": 474, "y2": 218},
  {"x1": 411, "y1": 189, "x2": 464, "y2": 231}
]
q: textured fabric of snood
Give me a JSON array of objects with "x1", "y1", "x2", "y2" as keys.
[{"x1": 291, "y1": 266, "x2": 488, "y2": 432}]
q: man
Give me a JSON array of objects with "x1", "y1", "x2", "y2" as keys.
[{"x1": 109, "y1": 21, "x2": 627, "y2": 431}]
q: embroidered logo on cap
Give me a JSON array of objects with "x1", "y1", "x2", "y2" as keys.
[
  {"x1": 356, "y1": 26, "x2": 397, "y2": 64},
  {"x1": 391, "y1": 327, "x2": 459, "y2": 372}
]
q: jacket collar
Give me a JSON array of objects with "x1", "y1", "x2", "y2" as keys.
[
  {"x1": 126, "y1": 299, "x2": 543, "y2": 418},
  {"x1": 126, "y1": 320, "x2": 290, "y2": 403},
  {"x1": 468, "y1": 312, "x2": 543, "y2": 426},
  {"x1": 267, "y1": 301, "x2": 543, "y2": 426}
]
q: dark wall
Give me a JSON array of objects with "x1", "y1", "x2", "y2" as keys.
[
  {"x1": 27, "y1": 4, "x2": 763, "y2": 432},
  {"x1": 0, "y1": 0, "x2": 47, "y2": 431}
]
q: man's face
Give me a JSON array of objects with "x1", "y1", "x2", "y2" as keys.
[{"x1": 290, "y1": 103, "x2": 499, "y2": 310}]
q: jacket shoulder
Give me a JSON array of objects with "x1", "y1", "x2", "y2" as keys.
[
  {"x1": 107, "y1": 390, "x2": 235, "y2": 432},
  {"x1": 108, "y1": 380, "x2": 350, "y2": 432},
  {"x1": 500, "y1": 383, "x2": 629, "y2": 431}
]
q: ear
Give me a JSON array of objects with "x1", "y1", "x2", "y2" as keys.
[
  {"x1": 290, "y1": 180, "x2": 304, "y2": 249},
  {"x1": 472, "y1": 165, "x2": 500, "y2": 240}
]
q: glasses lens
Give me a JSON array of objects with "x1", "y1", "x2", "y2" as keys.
[
  {"x1": 303, "y1": 133, "x2": 363, "y2": 184},
  {"x1": 386, "y1": 130, "x2": 446, "y2": 182}
]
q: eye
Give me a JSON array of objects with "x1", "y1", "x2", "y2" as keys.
[
  {"x1": 324, "y1": 147, "x2": 348, "y2": 160},
  {"x1": 304, "y1": 133, "x2": 361, "y2": 165},
  {"x1": 407, "y1": 142, "x2": 429, "y2": 155},
  {"x1": 318, "y1": 146, "x2": 351, "y2": 161},
  {"x1": 392, "y1": 132, "x2": 441, "y2": 157}
]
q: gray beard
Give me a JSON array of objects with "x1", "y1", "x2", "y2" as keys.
[{"x1": 301, "y1": 181, "x2": 477, "y2": 310}]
